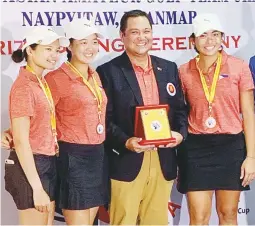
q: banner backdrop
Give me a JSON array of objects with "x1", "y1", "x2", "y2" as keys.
[{"x1": 1, "y1": 0, "x2": 255, "y2": 225}]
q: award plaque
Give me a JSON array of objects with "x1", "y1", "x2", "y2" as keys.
[{"x1": 134, "y1": 104, "x2": 176, "y2": 146}]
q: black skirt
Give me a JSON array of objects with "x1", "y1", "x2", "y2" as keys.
[
  {"x1": 5, "y1": 151, "x2": 57, "y2": 210},
  {"x1": 177, "y1": 132, "x2": 250, "y2": 194},
  {"x1": 57, "y1": 141, "x2": 106, "y2": 210}
]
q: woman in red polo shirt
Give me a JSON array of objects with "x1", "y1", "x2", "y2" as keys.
[
  {"x1": 44, "y1": 19, "x2": 107, "y2": 225},
  {"x1": 2, "y1": 20, "x2": 107, "y2": 225},
  {"x1": 177, "y1": 13, "x2": 255, "y2": 225},
  {"x1": 4, "y1": 27, "x2": 69, "y2": 225}
]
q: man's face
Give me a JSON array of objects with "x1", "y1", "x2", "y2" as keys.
[{"x1": 120, "y1": 16, "x2": 153, "y2": 57}]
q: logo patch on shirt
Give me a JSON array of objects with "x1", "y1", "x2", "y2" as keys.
[
  {"x1": 219, "y1": 74, "x2": 229, "y2": 80},
  {"x1": 166, "y1": 83, "x2": 176, "y2": 96}
]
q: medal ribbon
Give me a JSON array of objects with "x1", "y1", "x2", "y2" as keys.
[
  {"x1": 66, "y1": 61, "x2": 103, "y2": 122},
  {"x1": 26, "y1": 65, "x2": 59, "y2": 154},
  {"x1": 196, "y1": 53, "x2": 222, "y2": 116}
]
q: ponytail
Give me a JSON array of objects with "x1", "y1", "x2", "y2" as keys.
[
  {"x1": 67, "y1": 38, "x2": 74, "y2": 61},
  {"x1": 11, "y1": 49, "x2": 25, "y2": 63},
  {"x1": 11, "y1": 43, "x2": 38, "y2": 63}
]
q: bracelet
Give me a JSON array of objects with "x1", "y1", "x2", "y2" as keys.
[{"x1": 246, "y1": 156, "x2": 255, "y2": 159}]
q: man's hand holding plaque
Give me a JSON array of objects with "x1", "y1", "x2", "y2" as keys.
[
  {"x1": 125, "y1": 137, "x2": 157, "y2": 153},
  {"x1": 158, "y1": 131, "x2": 183, "y2": 148}
]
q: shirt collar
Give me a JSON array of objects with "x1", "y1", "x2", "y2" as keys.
[
  {"x1": 130, "y1": 55, "x2": 153, "y2": 73},
  {"x1": 189, "y1": 50, "x2": 228, "y2": 71},
  {"x1": 61, "y1": 62, "x2": 95, "y2": 80},
  {"x1": 20, "y1": 66, "x2": 39, "y2": 83}
]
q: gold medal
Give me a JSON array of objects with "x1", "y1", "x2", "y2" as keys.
[
  {"x1": 66, "y1": 62, "x2": 104, "y2": 135},
  {"x1": 196, "y1": 53, "x2": 222, "y2": 129},
  {"x1": 26, "y1": 65, "x2": 59, "y2": 155}
]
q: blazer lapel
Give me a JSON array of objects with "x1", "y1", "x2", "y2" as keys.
[
  {"x1": 151, "y1": 56, "x2": 167, "y2": 103},
  {"x1": 119, "y1": 52, "x2": 144, "y2": 105}
]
